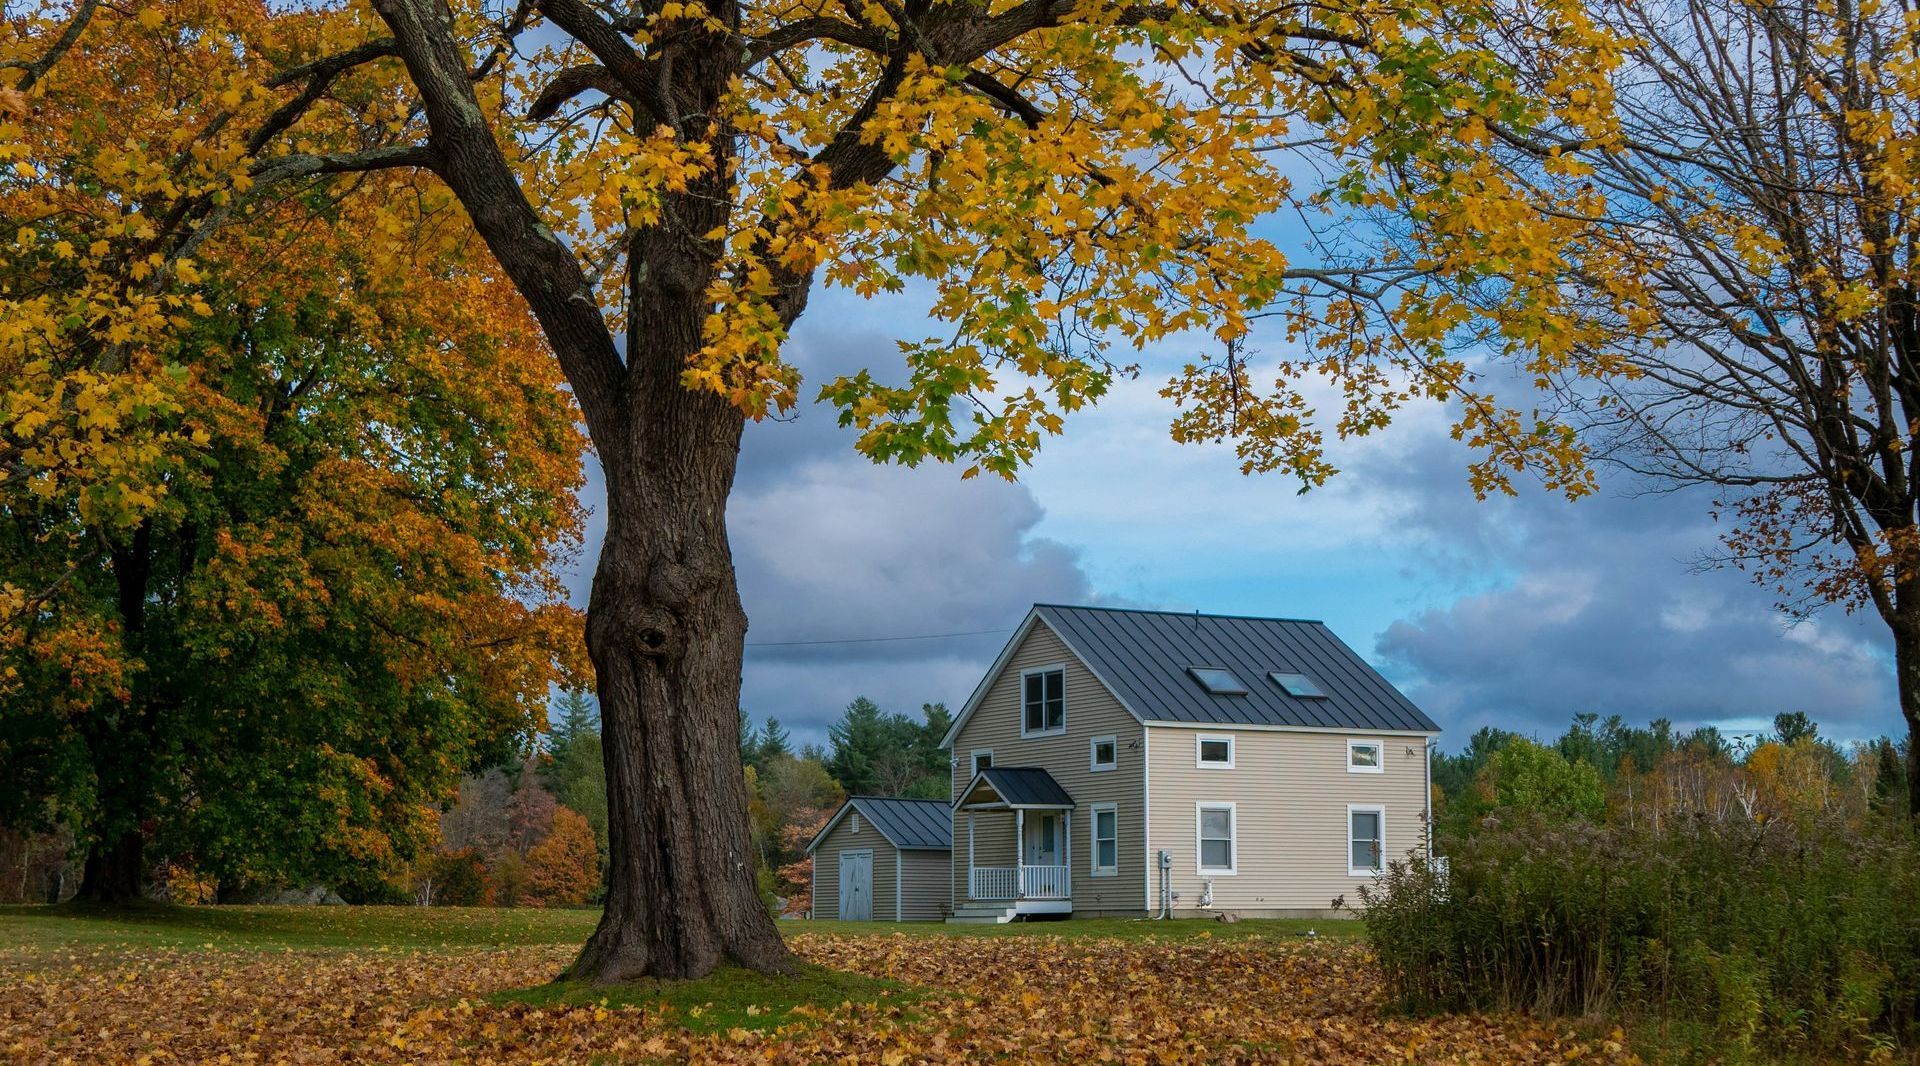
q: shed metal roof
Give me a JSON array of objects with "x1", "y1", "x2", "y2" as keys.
[
  {"x1": 1033, "y1": 604, "x2": 1440, "y2": 734},
  {"x1": 806, "y1": 796, "x2": 952, "y2": 853}
]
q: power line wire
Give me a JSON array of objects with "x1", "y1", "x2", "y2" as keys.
[{"x1": 745, "y1": 626, "x2": 1010, "y2": 649}]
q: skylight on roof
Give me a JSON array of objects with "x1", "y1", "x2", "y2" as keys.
[
  {"x1": 1187, "y1": 667, "x2": 1248, "y2": 695},
  {"x1": 1270, "y1": 671, "x2": 1327, "y2": 698}
]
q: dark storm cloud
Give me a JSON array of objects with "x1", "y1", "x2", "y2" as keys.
[
  {"x1": 1358, "y1": 429, "x2": 1898, "y2": 746},
  {"x1": 729, "y1": 292, "x2": 1100, "y2": 744}
]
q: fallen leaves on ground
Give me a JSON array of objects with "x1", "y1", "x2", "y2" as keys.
[{"x1": 2, "y1": 932, "x2": 1638, "y2": 1064}]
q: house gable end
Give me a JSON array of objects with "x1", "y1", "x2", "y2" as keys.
[{"x1": 939, "y1": 610, "x2": 1143, "y2": 751}]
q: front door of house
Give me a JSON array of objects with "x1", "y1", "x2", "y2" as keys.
[
  {"x1": 838, "y1": 850, "x2": 872, "y2": 921},
  {"x1": 1023, "y1": 813, "x2": 1060, "y2": 866}
]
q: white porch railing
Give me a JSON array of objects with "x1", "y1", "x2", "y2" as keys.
[
  {"x1": 970, "y1": 866, "x2": 1017, "y2": 900},
  {"x1": 1021, "y1": 864, "x2": 1069, "y2": 899},
  {"x1": 969, "y1": 865, "x2": 1070, "y2": 900}
]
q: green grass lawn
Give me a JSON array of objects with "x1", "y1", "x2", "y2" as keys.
[
  {"x1": 0, "y1": 903, "x2": 1360, "y2": 954},
  {"x1": 802, "y1": 915, "x2": 1362, "y2": 941},
  {"x1": 0, "y1": 902, "x2": 603, "y2": 952}
]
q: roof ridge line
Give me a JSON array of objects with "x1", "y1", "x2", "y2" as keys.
[{"x1": 1034, "y1": 602, "x2": 1326, "y2": 625}]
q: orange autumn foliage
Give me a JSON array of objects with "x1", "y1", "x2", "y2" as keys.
[
  {"x1": 0, "y1": 0, "x2": 588, "y2": 892},
  {"x1": 522, "y1": 807, "x2": 599, "y2": 908}
]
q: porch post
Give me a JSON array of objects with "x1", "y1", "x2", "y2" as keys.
[
  {"x1": 1065, "y1": 808, "x2": 1072, "y2": 899},
  {"x1": 967, "y1": 812, "x2": 975, "y2": 899},
  {"x1": 1015, "y1": 808, "x2": 1025, "y2": 899}
]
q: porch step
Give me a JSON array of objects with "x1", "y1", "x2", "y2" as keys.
[{"x1": 946, "y1": 902, "x2": 1018, "y2": 924}]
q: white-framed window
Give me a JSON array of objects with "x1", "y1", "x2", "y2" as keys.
[
  {"x1": 1195, "y1": 733, "x2": 1235, "y2": 769},
  {"x1": 1347, "y1": 739, "x2": 1384, "y2": 774},
  {"x1": 1020, "y1": 666, "x2": 1066, "y2": 736},
  {"x1": 971, "y1": 749, "x2": 994, "y2": 775},
  {"x1": 1090, "y1": 803, "x2": 1119, "y2": 876},
  {"x1": 1089, "y1": 735, "x2": 1118, "y2": 772},
  {"x1": 850, "y1": 812, "x2": 861, "y2": 834},
  {"x1": 1196, "y1": 802, "x2": 1237, "y2": 875},
  {"x1": 1348, "y1": 804, "x2": 1385, "y2": 876}
]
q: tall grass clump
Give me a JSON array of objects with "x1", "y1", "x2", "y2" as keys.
[{"x1": 1359, "y1": 812, "x2": 1920, "y2": 1061}]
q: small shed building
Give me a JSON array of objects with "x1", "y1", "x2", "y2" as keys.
[{"x1": 806, "y1": 796, "x2": 953, "y2": 921}]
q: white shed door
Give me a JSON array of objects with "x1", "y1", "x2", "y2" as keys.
[{"x1": 838, "y1": 850, "x2": 872, "y2": 921}]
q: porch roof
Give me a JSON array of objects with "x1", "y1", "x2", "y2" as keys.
[{"x1": 954, "y1": 766, "x2": 1075, "y2": 810}]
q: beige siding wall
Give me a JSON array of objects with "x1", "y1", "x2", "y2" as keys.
[
  {"x1": 810, "y1": 810, "x2": 895, "y2": 920},
  {"x1": 949, "y1": 621, "x2": 1147, "y2": 914},
  {"x1": 897, "y1": 849, "x2": 953, "y2": 920},
  {"x1": 1145, "y1": 725, "x2": 1432, "y2": 916}
]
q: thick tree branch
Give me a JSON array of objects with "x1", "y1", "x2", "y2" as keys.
[
  {"x1": 535, "y1": 0, "x2": 675, "y2": 128},
  {"x1": 371, "y1": 0, "x2": 629, "y2": 445},
  {"x1": 249, "y1": 145, "x2": 438, "y2": 183},
  {"x1": 4, "y1": 0, "x2": 98, "y2": 91},
  {"x1": 527, "y1": 63, "x2": 641, "y2": 122}
]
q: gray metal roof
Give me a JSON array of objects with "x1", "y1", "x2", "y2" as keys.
[
  {"x1": 964, "y1": 766, "x2": 1075, "y2": 808},
  {"x1": 845, "y1": 796, "x2": 952, "y2": 850},
  {"x1": 1034, "y1": 604, "x2": 1440, "y2": 734}
]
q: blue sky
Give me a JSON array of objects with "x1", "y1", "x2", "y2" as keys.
[{"x1": 562, "y1": 272, "x2": 1898, "y2": 753}]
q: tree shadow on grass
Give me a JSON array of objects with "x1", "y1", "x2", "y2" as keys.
[{"x1": 489, "y1": 961, "x2": 929, "y2": 1034}]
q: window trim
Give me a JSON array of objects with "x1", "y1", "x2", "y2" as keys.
[
  {"x1": 1348, "y1": 803, "x2": 1385, "y2": 877},
  {"x1": 1018, "y1": 664, "x2": 1068, "y2": 737},
  {"x1": 1196, "y1": 802, "x2": 1238, "y2": 876},
  {"x1": 1089, "y1": 735, "x2": 1118, "y2": 773},
  {"x1": 1195, "y1": 733, "x2": 1236, "y2": 769},
  {"x1": 1346, "y1": 739, "x2": 1385, "y2": 774},
  {"x1": 850, "y1": 812, "x2": 861, "y2": 834},
  {"x1": 971, "y1": 748, "x2": 994, "y2": 775},
  {"x1": 1089, "y1": 803, "x2": 1119, "y2": 877}
]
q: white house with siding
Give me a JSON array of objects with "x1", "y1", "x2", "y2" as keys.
[{"x1": 940, "y1": 604, "x2": 1440, "y2": 923}]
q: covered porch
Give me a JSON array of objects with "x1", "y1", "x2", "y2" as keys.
[{"x1": 954, "y1": 766, "x2": 1075, "y2": 916}]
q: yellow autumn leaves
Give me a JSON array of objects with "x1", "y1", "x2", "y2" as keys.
[{"x1": 3, "y1": 929, "x2": 1647, "y2": 1064}]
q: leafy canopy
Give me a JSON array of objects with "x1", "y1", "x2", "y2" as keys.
[{"x1": 185, "y1": 0, "x2": 1626, "y2": 494}]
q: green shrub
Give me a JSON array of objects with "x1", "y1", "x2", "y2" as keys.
[{"x1": 1358, "y1": 812, "x2": 1920, "y2": 1061}]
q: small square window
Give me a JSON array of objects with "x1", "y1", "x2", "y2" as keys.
[
  {"x1": 1187, "y1": 667, "x2": 1248, "y2": 695},
  {"x1": 1090, "y1": 735, "x2": 1118, "y2": 772},
  {"x1": 972, "y1": 750, "x2": 994, "y2": 774},
  {"x1": 1196, "y1": 734, "x2": 1235, "y2": 768},
  {"x1": 1270, "y1": 671, "x2": 1327, "y2": 698},
  {"x1": 1347, "y1": 739, "x2": 1384, "y2": 773}
]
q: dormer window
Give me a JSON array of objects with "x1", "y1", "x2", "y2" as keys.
[
  {"x1": 1270, "y1": 671, "x2": 1327, "y2": 698},
  {"x1": 1187, "y1": 667, "x2": 1247, "y2": 695},
  {"x1": 1022, "y1": 667, "x2": 1065, "y2": 736}
]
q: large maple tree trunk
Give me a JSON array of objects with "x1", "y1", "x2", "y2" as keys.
[
  {"x1": 76, "y1": 526, "x2": 156, "y2": 904},
  {"x1": 565, "y1": 340, "x2": 793, "y2": 983},
  {"x1": 369, "y1": 0, "x2": 790, "y2": 981}
]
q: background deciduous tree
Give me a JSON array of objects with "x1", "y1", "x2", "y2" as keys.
[
  {"x1": 523, "y1": 806, "x2": 601, "y2": 907},
  {"x1": 1357, "y1": 0, "x2": 1920, "y2": 814},
  {"x1": 0, "y1": 1, "x2": 587, "y2": 900}
]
